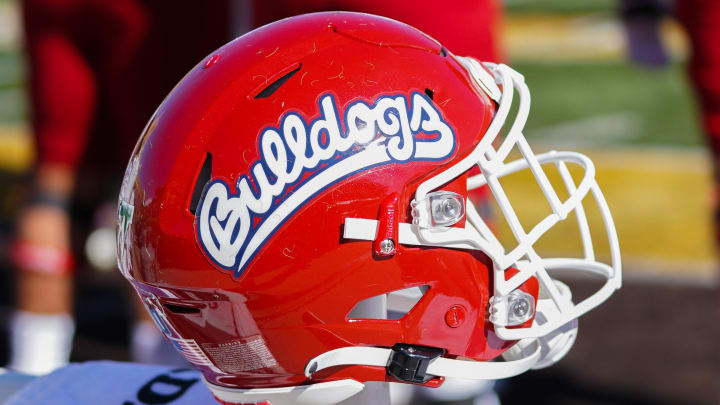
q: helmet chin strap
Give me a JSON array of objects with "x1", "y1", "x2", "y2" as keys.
[
  {"x1": 204, "y1": 325, "x2": 549, "y2": 405},
  {"x1": 303, "y1": 340, "x2": 541, "y2": 382}
]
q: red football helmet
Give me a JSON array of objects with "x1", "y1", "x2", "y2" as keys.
[{"x1": 117, "y1": 12, "x2": 621, "y2": 404}]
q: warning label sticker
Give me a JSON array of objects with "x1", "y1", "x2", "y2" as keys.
[{"x1": 202, "y1": 335, "x2": 278, "y2": 373}]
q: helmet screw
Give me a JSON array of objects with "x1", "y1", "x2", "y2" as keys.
[
  {"x1": 379, "y1": 239, "x2": 395, "y2": 254},
  {"x1": 445, "y1": 305, "x2": 466, "y2": 328},
  {"x1": 511, "y1": 297, "x2": 531, "y2": 319}
]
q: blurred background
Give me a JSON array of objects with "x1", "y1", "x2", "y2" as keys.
[{"x1": 0, "y1": 0, "x2": 717, "y2": 404}]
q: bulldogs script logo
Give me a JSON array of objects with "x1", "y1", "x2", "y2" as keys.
[{"x1": 196, "y1": 92, "x2": 456, "y2": 277}]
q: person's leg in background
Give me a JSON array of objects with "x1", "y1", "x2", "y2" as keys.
[
  {"x1": 619, "y1": 0, "x2": 671, "y2": 68},
  {"x1": 9, "y1": 0, "x2": 97, "y2": 374},
  {"x1": 11, "y1": 0, "x2": 150, "y2": 373}
]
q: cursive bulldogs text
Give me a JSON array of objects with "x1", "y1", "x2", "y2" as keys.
[{"x1": 196, "y1": 92, "x2": 456, "y2": 277}]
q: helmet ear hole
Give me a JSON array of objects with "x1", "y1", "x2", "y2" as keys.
[
  {"x1": 347, "y1": 286, "x2": 429, "y2": 320},
  {"x1": 163, "y1": 303, "x2": 201, "y2": 314},
  {"x1": 189, "y1": 153, "x2": 212, "y2": 215}
]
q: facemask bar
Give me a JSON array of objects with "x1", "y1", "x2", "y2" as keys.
[
  {"x1": 467, "y1": 151, "x2": 621, "y2": 340},
  {"x1": 411, "y1": 61, "x2": 621, "y2": 340}
]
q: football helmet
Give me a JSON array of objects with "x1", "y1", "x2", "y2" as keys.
[{"x1": 117, "y1": 12, "x2": 621, "y2": 404}]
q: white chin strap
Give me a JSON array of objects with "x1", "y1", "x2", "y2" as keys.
[
  {"x1": 304, "y1": 341, "x2": 541, "y2": 381},
  {"x1": 337, "y1": 61, "x2": 621, "y2": 379}
]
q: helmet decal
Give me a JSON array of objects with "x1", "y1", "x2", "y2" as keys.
[{"x1": 195, "y1": 91, "x2": 456, "y2": 278}]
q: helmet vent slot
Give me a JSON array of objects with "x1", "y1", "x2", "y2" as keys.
[
  {"x1": 164, "y1": 303, "x2": 200, "y2": 314},
  {"x1": 254, "y1": 63, "x2": 302, "y2": 99},
  {"x1": 347, "y1": 285, "x2": 429, "y2": 320},
  {"x1": 189, "y1": 153, "x2": 212, "y2": 215},
  {"x1": 424, "y1": 88, "x2": 434, "y2": 100}
]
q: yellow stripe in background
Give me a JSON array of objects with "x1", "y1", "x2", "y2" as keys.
[{"x1": 0, "y1": 125, "x2": 32, "y2": 173}]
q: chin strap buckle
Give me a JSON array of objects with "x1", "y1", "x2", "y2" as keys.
[{"x1": 386, "y1": 343, "x2": 445, "y2": 384}]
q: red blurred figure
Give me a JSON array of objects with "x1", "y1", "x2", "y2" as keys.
[{"x1": 675, "y1": 1, "x2": 720, "y2": 243}]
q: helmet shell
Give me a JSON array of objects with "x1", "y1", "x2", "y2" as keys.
[{"x1": 118, "y1": 12, "x2": 535, "y2": 389}]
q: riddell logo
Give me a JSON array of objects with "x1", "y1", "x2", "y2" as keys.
[{"x1": 195, "y1": 92, "x2": 456, "y2": 278}]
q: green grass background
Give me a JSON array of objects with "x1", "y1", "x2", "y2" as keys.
[
  {"x1": 505, "y1": 0, "x2": 614, "y2": 14},
  {"x1": 0, "y1": 50, "x2": 23, "y2": 124},
  {"x1": 516, "y1": 62, "x2": 702, "y2": 147}
]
